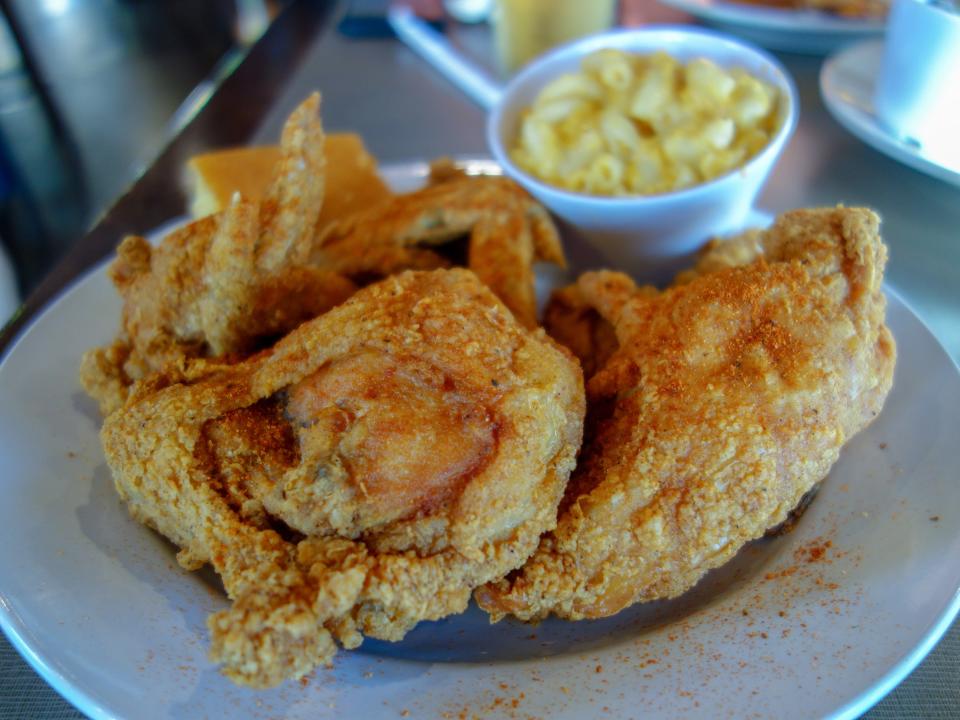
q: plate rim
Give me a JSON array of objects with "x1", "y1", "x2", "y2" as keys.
[{"x1": 825, "y1": 282, "x2": 960, "y2": 720}]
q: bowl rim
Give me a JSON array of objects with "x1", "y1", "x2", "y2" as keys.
[{"x1": 486, "y1": 24, "x2": 800, "y2": 208}]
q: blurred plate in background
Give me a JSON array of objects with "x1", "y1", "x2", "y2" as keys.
[{"x1": 658, "y1": 0, "x2": 885, "y2": 53}]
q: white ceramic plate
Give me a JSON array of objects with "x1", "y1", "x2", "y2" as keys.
[
  {"x1": 658, "y1": 0, "x2": 884, "y2": 53},
  {"x1": 2, "y1": 160, "x2": 959, "y2": 720},
  {"x1": 820, "y1": 39, "x2": 960, "y2": 188}
]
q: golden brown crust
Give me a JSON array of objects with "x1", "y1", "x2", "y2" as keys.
[
  {"x1": 81, "y1": 92, "x2": 579, "y2": 689},
  {"x1": 78, "y1": 341, "x2": 135, "y2": 416},
  {"x1": 673, "y1": 228, "x2": 766, "y2": 285},
  {"x1": 101, "y1": 269, "x2": 584, "y2": 687},
  {"x1": 80, "y1": 95, "x2": 357, "y2": 413},
  {"x1": 315, "y1": 175, "x2": 566, "y2": 328},
  {"x1": 82, "y1": 97, "x2": 565, "y2": 416},
  {"x1": 543, "y1": 285, "x2": 619, "y2": 380},
  {"x1": 477, "y1": 206, "x2": 896, "y2": 621}
]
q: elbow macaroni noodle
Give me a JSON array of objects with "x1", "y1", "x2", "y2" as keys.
[{"x1": 510, "y1": 49, "x2": 781, "y2": 196}]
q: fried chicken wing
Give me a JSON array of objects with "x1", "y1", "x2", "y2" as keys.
[
  {"x1": 543, "y1": 275, "x2": 656, "y2": 380},
  {"x1": 80, "y1": 94, "x2": 356, "y2": 415},
  {"x1": 314, "y1": 175, "x2": 566, "y2": 328},
  {"x1": 81, "y1": 95, "x2": 566, "y2": 416},
  {"x1": 672, "y1": 228, "x2": 766, "y2": 285},
  {"x1": 477, "y1": 207, "x2": 896, "y2": 621},
  {"x1": 101, "y1": 268, "x2": 584, "y2": 687}
]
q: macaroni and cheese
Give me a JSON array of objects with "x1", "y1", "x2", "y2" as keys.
[{"x1": 510, "y1": 49, "x2": 781, "y2": 196}]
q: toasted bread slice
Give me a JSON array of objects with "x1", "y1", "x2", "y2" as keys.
[{"x1": 186, "y1": 133, "x2": 392, "y2": 231}]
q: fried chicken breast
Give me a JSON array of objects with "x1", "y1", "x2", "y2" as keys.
[
  {"x1": 477, "y1": 207, "x2": 896, "y2": 621},
  {"x1": 101, "y1": 268, "x2": 584, "y2": 687}
]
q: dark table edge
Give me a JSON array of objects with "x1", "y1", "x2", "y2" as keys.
[{"x1": 0, "y1": 0, "x2": 340, "y2": 362}]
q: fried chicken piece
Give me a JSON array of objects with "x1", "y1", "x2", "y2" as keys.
[
  {"x1": 101, "y1": 268, "x2": 584, "y2": 687},
  {"x1": 80, "y1": 94, "x2": 356, "y2": 415},
  {"x1": 477, "y1": 207, "x2": 896, "y2": 621},
  {"x1": 314, "y1": 175, "x2": 566, "y2": 328},
  {"x1": 427, "y1": 156, "x2": 468, "y2": 184},
  {"x1": 543, "y1": 276, "x2": 657, "y2": 380},
  {"x1": 82, "y1": 96, "x2": 565, "y2": 414},
  {"x1": 673, "y1": 228, "x2": 766, "y2": 286}
]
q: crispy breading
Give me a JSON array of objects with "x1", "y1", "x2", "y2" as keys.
[
  {"x1": 315, "y1": 175, "x2": 566, "y2": 328},
  {"x1": 80, "y1": 94, "x2": 357, "y2": 415},
  {"x1": 673, "y1": 228, "x2": 766, "y2": 285},
  {"x1": 81, "y1": 96, "x2": 567, "y2": 415},
  {"x1": 543, "y1": 276, "x2": 657, "y2": 379},
  {"x1": 101, "y1": 269, "x2": 584, "y2": 687},
  {"x1": 477, "y1": 207, "x2": 896, "y2": 621}
]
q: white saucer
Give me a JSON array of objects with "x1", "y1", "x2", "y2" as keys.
[{"x1": 820, "y1": 39, "x2": 960, "y2": 188}]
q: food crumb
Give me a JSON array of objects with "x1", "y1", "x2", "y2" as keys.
[
  {"x1": 401, "y1": 710, "x2": 410, "y2": 717},
  {"x1": 879, "y1": 442, "x2": 887, "y2": 449},
  {"x1": 363, "y1": 671, "x2": 374, "y2": 679},
  {"x1": 595, "y1": 664, "x2": 603, "y2": 673},
  {"x1": 930, "y1": 516, "x2": 940, "y2": 522}
]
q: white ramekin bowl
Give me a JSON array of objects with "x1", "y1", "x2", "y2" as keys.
[{"x1": 487, "y1": 26, "x2": 799, "y2": 282}]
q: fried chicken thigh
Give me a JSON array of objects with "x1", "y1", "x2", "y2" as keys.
[
  {"x1": 101, "y1": 269, "x2": 584, "y2": 687},
  {"x1": 477, "y1": 207, "x2": 896, "y2": 621}
]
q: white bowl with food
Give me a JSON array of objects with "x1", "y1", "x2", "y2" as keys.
[{"x1": 487, "y1": 26, "x2": 799, "y2": 281}]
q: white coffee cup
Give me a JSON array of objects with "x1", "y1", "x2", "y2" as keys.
[{"x1": 873, "y1": 0, "x2": 960, "y2": 162}]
